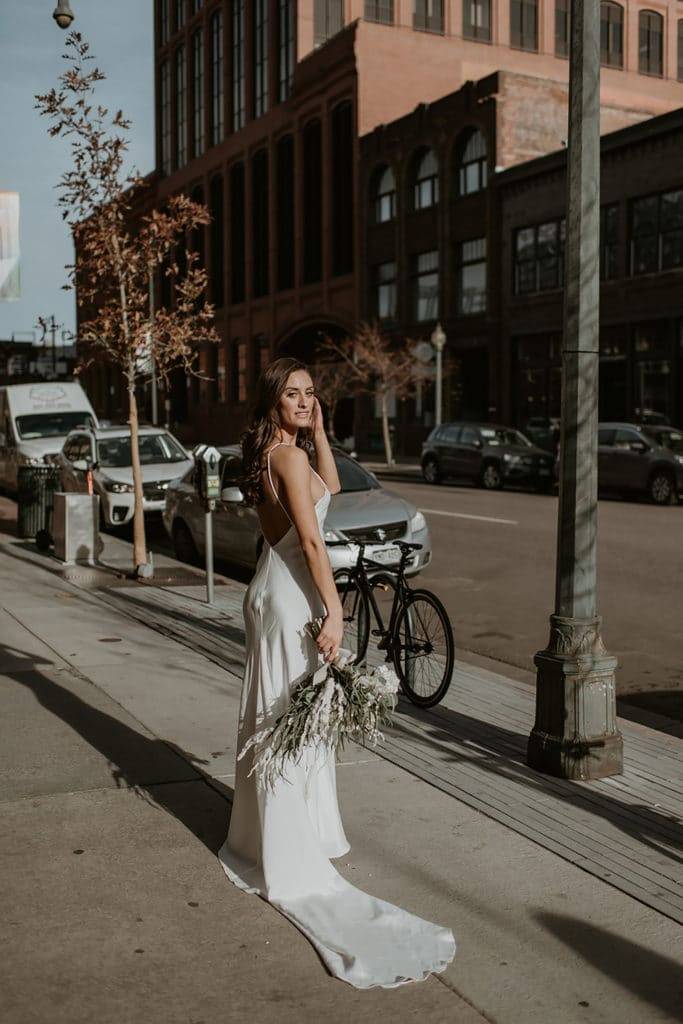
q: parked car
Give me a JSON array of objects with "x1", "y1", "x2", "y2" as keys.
[
  {"x1": 421, "y1": 422, "x2": 555, "y2": 491},
  {"x1": 597, "y1": 422, "x2": 682, "y2": 505},
  {"x1": 523, "y1": 416, "x2": 561, "y2": 453},
  {"x1": 163, "y1": 445, "x2": 432, "y2": 576},
  {"x1": 56, "y1": 425, "x2": 193, "y2": 526}
]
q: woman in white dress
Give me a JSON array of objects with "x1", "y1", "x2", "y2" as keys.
[{"x1": 219, "y1": 357, "x2": 456, "y2": 988}]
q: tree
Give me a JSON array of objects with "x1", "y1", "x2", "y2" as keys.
[
  {"x1": 320, "y1": 323, "x2": 421, "y2": 465},
  {"x1": 311, "y1": 351, "x2": 359, "y2": 440},
  {"x1": 35, "y1": 33, "x2": 218, "y2": 575}
]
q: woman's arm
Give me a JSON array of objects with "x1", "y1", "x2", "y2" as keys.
[
  {"x1": 273, "y1": 445, "x2": 343, "y2": 662},
  {"x1": 310, "y1": 398, "x2": 341, "y2": 495}
]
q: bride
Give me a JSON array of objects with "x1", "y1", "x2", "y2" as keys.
[{"x1": 218, "y1": 357, "x2": 456, "y2": 988}]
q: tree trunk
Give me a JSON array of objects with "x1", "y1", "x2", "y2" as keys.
[
  {"x1": 380, "y1": 390, "x2": 394, "y2": 465},
  {"x1": 128, "y1": 383, "x2": 148, "y2": 571}
]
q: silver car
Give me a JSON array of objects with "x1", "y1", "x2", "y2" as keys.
[
  {"x1": 56, "y1": 425, "x2": 194, "y2": 527},
  {"x1": 163, "y1": 445, "x2": 432, "y2": 575}
]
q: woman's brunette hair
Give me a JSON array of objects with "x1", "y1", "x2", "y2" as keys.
[{"x1": 240, "y1": 356, "x2": 313, "y2": 506}]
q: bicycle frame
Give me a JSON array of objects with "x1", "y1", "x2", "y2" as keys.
[{"x1": 339, "y1": 545, "x2": 414, "y2": 652}]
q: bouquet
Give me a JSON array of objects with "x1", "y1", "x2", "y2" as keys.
[{"x1": 237, "y1": 618, "x2": 399, "y2": 790}]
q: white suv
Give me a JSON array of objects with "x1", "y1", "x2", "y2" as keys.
[{"x1": 56, "y1": 425, "x2": 193, "y2": 527}]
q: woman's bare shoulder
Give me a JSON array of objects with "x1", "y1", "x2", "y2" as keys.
[{"x1": 269, "y1": 444, "x2": 310, "y2": 481}]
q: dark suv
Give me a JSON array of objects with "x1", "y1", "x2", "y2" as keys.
[
  {"x1": 598, "y1": 422, "x2": 683, "y2": 505},
  {"x1": 421, "y1": 422, "x2": 555, "y2": 492}
]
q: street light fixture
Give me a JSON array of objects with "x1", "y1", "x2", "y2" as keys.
[
  {"x1": 53, "y1": 1, "x2": 75, "y2": 29},
  {"x1": 431, "y1": 322, "x2": 446, "y2": 427}
]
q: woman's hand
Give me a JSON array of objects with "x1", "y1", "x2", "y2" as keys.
[
  {"x1": 310, "y1": 397, "x2": 326, "y2": 439},
  {"x1": 316, "y1": 609, "x2": 343, "y2": 663}
]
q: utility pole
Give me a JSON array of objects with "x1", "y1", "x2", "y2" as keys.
[{"x1": 527, "y1": 0, "x2": 623, "y2": 779}]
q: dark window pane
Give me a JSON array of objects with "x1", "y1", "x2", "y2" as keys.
[
  {"x1": 209, "y1": 175, "x2": 224, "y2": 306},
  {"x1": 230, "y1": 163, "x2": 246, "y2": 302},
  {"x1": 632, "y1": 236, "x2": 658, "y2": 274},
  {"x1": 277, "y1": 135, "x2": 295, "y2": 290},
  {"x1": 331, "y1": 101, "x2": 354, "y2": 276},
  {"x1": 556, "y1": 0, "x2": 569, "y2": 56},
  {"x1": 661, "y1": 229, "x2": 683, "y2": 271},
  {"x1": 303, "y1": 120, "x2": 323, "y2": 284},
  {"x1": 252, "y1": 150, "x2": 269, "y2": 297}
]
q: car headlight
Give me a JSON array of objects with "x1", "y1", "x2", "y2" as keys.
[
  {"x1": 323, "y1": 528, "x2": 345, "y2": 542},
  {"x1": 103, "y1": 479, "x2": 134, "y2": 493},
  {"x1": 504, "y1": 454, "x2": 521, "y2": 464},
  {"x1": 410, "y1": 511, "x2": 427, "y2": 533},
  {"x1": 18, "y1": 455, "x2": 45, "y2": 466},
  {"x1": 675, "y1": 455, "x2": 683, "y2": 465}
]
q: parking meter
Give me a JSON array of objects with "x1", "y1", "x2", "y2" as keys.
[
  {"x1": 193, "y1": 444, "x2": 221, "y2": 510},
  {"x1": 193, "y1": 444, "x2": 221, "y2": 604}
]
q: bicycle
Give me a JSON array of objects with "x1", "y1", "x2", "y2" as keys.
[{"x1": 331, "y1": 540, "x2": 455, "y2": 708}]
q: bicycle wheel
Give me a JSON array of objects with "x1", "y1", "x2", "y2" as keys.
[
  {"x1": 392, "y1": 589, "x2": 455, "y2": 708},
  {"x1": 333, "y1": 569, "x2": 370, "y2": 665}
]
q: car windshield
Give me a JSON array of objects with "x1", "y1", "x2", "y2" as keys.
[
  {"x1": 334, "y1": 453, "x2": 380, "y2": 493},
  {"x1": 97, "y1": 433, "x2": 188, "y2": 468},
  {"x1": 479, "y1": 427, "x2": 532, "y2": 448},
  {"x1": 644, "y1": 428, "x2": 683, "y2": 453},
  {"x1": 16, "y1": 412, "x2": 96, "y2": 439}
]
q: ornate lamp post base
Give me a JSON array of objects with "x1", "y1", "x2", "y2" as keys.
[{"x1": 528, "y1": 614, "x2": 623, "y2": 780}]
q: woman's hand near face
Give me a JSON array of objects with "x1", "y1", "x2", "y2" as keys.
[{"x1": 310, "y1": 396, "x2": 325, "y2": 438}]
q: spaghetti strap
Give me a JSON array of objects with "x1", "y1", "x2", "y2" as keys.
[{"x1": 266, "y1": 443, "x2": 293, "y2": 524}]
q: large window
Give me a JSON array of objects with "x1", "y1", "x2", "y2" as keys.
[
  {"x1": 210, "y1": 9, "x2": 224, "y2": 144},
  {"x1": 192, "y1": 30, "x2": 204, "y2": 158},
  {"x1": 232, "y1": 0, "x2": 245, "y2": 131},
  {"x1": 601, "y1": 2, "x2": 624, "y2": 68},
  {"x1": 413, "y1": 149, "x2": 439, "y2": 210},
  {"x1": 458, "y1": 238, "x2": 487, "y2": 314},
  {"x1": 411, "y1": 251, "x2": 439, "y2": 321},
  {"x1": 160, "y1": 61, "x2": 171, "y2": 175},
  {"x1": 372, "y1": 167, "x2": 396, "y2": 224},
  {"x1": 303, "y1": 120, "x2": 323, "y2": 284},
  {"x1": 174, "y1": 0, "x2": 185, "y2": 31},
  {"x1": 631, "y1": 190, "x2": 683, "y2": 275},
  {"x1": 314, "y1": 1, "x2": 344, "y2": 45},
  {"x1": 464, "y1": 0, "x2": 491, "y2": 41},
  {"x1": 511, "y1": 0, "x2": 538, "y2": 51},
  {"x1": 254, "y1": 0, "x2": 269, "y2": 118},
  {"x1": 175, "y1": 46, "x2": 187, "y2": 168},
  {"x1": 600, "y1": 204, "x2": 619, "y2": 280},
  {"x1": 555, "y1": 0, "x2": 569, "y2": 57},
  {"x1": 414, "y1": 0, "x2": 444, "y2": 33},
  {"x1": 331, "y1": 101, "x2": 354, "y2": 276},
  {"x1": 373, "y1": 261, "x2": 397, "y2": 319},
  {"x1": 160, "y1": 0, "x2": 170, "y2": 45},
  {"x1": 365, "y1": 1, "x2": 394, "y2": 23},
  {"x1": 252, "y1": 150, "x2": 269, "y2": 297},
  {"x1": 514, "y1": 220, "x2": 566, "y2": 294},
  {"x1": 210, "y1": 175, "x2": 224, "y2": 307},
  {"x1": 639, "y1": 10, "x2": 663, "y2": 76},
  {"x1": 230, "y1": 163, "x2": 246, "y2": 303},
  {"x1": 458, "y1": 130, "x2": 487, "y2": 195},
  {"x1": 279, "y1": 0, "x2": 295, "y2": 101},
  {"x1": 277, "y1": 135, "x2": 295, "y2": 290}
]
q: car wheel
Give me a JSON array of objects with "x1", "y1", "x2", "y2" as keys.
[
  {"x1": 481, "y1": 462, "x2": 503, "y2": 490},
  {"x1": 648, "y1": 471, "x2": 677, "y2": 506},
  {"x1": 422, "y1": 457, "x2": 441, "y2": 485},
  {"x1": 173, "y1": 520, "x2": 200, "y2": 564}
]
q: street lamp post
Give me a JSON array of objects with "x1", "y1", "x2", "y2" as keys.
[
  {"x1": 431, "y1": 322, "x2": 446, "y2": 427},
  {"x1": 527, "y1": 0, "x2": 623, "y2": 779},
  {"x1": 53, "y1": 1, "x2": 75, "y2": 28}
]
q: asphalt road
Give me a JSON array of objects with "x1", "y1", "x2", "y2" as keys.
[{"x1": 381, "y1": 478, "x2": 682, "y2": 710}]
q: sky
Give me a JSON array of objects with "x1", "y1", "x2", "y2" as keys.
[{"x1": 0, "y1": 1, "x2": 155, "y2": 343}]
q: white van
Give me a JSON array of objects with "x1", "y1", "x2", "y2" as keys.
[{"x1": 0, "y1": 381, "x2": 98, "y2": 492}]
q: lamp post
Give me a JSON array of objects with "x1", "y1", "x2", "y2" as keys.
[
  {"x1": 431, "y1": 322, "x2": 446, "y2": 427},
  {"x1": 527, "y1": 0, "x2": 623, "y2": 780},
  {"x1": 53, "y1": 1, "x2": 75, "y2": 28}
]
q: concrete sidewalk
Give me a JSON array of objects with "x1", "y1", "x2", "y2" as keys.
[{"x1": 1, "y1": 527, "x2": 682, "y2": 1023}]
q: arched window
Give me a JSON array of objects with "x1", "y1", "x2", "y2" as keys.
[
  {"x1": 331, "y1": 101, "x2": 354, "y2": 275},
  {"x1": 458, "y1": 130, "x2": 488, "y2": 196},
  {"x1": 209, "y1": 176, "x2": 224, "y2": 307},
  {"x1": 413, "y1": 149, "x2": 439, "y2": 210},
  {"x1": 303, "y1": 119, "x2": 323, "y2": 283},
  {"x1": 600, "y1": 2, "x2": 623, "y2": 68},
  {"x1": 372, "y1": 166, "x2": 396, "y2": 223},
  {"x1": 639, "y1": 10, "x2": 663, "y2": 76}
]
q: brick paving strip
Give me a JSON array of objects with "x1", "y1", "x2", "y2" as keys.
[{"x1": 74, "y1": 571, "x2": 683, "y2": 929}]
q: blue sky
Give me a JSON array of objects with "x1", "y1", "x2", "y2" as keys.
[{"x1": 0, "y1": 1, "x2": 155, "y2": 342}]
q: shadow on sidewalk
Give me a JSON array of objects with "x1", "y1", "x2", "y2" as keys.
[
  {"x1": 391, "y1": 699, "x2": 683, "y2": 867},
  {"x1": 534, "y1": 911, "x2": 683, "y2": 1017},
  {"x1": 2, "y1": 641, "x2": 234, "y2": 853}
]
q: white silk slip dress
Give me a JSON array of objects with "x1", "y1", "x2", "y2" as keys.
[{"x1": 218, "y1": 443, "x2": 456, "y2": 989}]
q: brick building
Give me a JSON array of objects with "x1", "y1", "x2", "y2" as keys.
[{"x1": 81, "y1": 0, "x2": 683, "y2": 448}]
